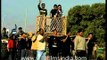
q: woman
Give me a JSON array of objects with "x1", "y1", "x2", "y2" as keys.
[
  {"x1": 7, "y1": 34, "x2": 17, "y2": 60},
  {"x1": 56, "y1": 4, "x2": 63, "y2": 33},
  {"x1": 86, "y1": 33, "x2": 96, "y2": 60},
  {"x1": 57, "y1": 4, "x2": 63, "y2": 17}
]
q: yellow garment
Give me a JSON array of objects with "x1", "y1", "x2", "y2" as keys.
[
  {"x1": 31, "y1": 35, "x2": 37, "y2": 50},
  {"x1": 31, "y1": 34, "x2": 46, "y2": 50},
  {"x1": 36, "y1": 34, "x2": 46, "y2": 50}
]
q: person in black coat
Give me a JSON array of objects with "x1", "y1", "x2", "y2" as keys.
[
  {"x1": 26, "y1": 35, "x2": 32, "y2": 57},
  {"x1": 86, "y1": 33, "x2": 96, "y2": 60},
  {"x1": 48, "y1": 29, "x2": 60, "y2": 57},
  {"x1": 17, "y1": 33, "x2": 27, "y2": 60},
  {"x1": 59, "y1": 31, "x2": 72, "y2": 58}
]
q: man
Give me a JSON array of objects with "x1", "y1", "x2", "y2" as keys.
[
  {"x1": 31, "y1": 31, "x2": 39, "y2": 60},
  {"x1": 26, "y1": 34, "x2": 32, "y2": 57},
  {"x1": 38, "y1": 0, "x2": 47, "y2": 31},
  {"x1": 35, "y1": 28, "x2": 47, "y2": 60},
  {"x1": 48, "y1": 29, "x2": 60, "y2": 57},
  {"x1": 38, "y1": 0, "x2": 47, "y2": 16},
  {"x1": 50, "y1": 4, "x2": 58, "y2": 18},
  {"x1": 1, "y1": 27, "x2": 8, "y2": 39},
  {"x1": 17, "y1": 27, "x2": 24, "y2": 37},
  {"x1": 17, "y1": 33, "x2": 27, "y2": 60},
  {"x1": 74, "y1": 29, "x2": 86, "y2": 57},
  {"x1": 50, "y1": 4, "x2": 58, "y2": 32},
  {"x1": 60, "y1": 31, "x2": 72, "y2": 57}
]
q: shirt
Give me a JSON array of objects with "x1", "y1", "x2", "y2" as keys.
[
  {"x1": 7, "y1": 39, "x2": 14, "y2": 49},
  {"x1": 48, "y1": 36, "x2": 59, "y2": 48},
  {"x1": 31, "y1": 35, "x2": 37, "y2": 50},
  {"x1": 50, "y1": 9, "x2": 58, "y2": 17},
  {"x1": 38, "y1": 4, "x2": 47, "y2": 16},
  {"x1": 7, "y1": 39, "x2": 17, "y2": 49},
  {"x1": 74, "y1": 35, "x2": 86, "y2": 51},
  {"x1": 18, "y1": 38, "x2": 27, "y2": 49},
  {"x1": 35, "y1": 34, "x2": 46, "y2": 50}
]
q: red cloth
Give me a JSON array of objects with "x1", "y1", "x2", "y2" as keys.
[{"x1": 8, "y1": 39, "x2": 14, "y2": 49}]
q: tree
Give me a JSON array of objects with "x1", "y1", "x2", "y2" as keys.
[{"x1": 67, "y1": 3, "x2": 105, "y2": 46}]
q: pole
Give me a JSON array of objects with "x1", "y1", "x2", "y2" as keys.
[{"x1": 25, "y1": 9, "x2": 27, "y2": 32}]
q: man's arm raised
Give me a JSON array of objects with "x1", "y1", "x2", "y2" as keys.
[{"x1": 38, "y1": 0, "x2": 42, "y2": 10}]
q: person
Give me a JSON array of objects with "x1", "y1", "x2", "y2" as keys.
[
  {"x1": 17, "y1": 27, "x2": 24, "y2": 37},
  {"x1": 1, "y1": 27, "x2": 8, "y2": 39},
  {"x1": 31, "y1": 31, "x2": 39, "y2": 60},
  {"x1": 38, "y1": 0, "x2": 47, "y2": 16},
  {"x1": 9, "y1": 24, "x2": 17, "y2": 36},
  {"x1": 60, "y1": 31, "x2": 72, "y2": 57},
  {"x1": 48, "y1": 29, "x2": 60, "y2": 57},
  {"x1": 50, "y1": 4, "x2": 58, "y2": 32},
  {"x1": 50, "y1": 4, "x2": 58, "y2": 18},
  {"x1": 35, "y1": 28, "x2": 47, "y2": 60},
  {"x1": 7, "y1": 34, "x2": 17, "y2": 60},
  {"x1": 25, "y1": 33, "x2": 32, "y2": 57},
  {"x1": 38, "y1": 0, "x2": 47, "y2": 31},
  {"x1": 17, "y1": 33, "x2": 27, "y2": 60},
  {"x1": 70, "y1": 35, "x2": 76, "y2": 58},
  {"x1": 74, "y1": 29, "x2": 86, "y2": 57},
  {"x1": 57, "y1": 4, "x2": 63, "y2": 17},
  {"x1": 56, "y1": 4, "x2": 63, "y2": 33},
  {"x1": 86, "y1": 33, "x2": 96, "y2": 60}
]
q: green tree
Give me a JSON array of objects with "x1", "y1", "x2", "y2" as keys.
[{"x1": 67, "y1": 3, "x2": 105, "y2": 46}]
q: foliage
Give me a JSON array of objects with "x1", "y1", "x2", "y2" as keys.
[{"x1": 67, "y1": 3, "x2": 105, "y2": 46}]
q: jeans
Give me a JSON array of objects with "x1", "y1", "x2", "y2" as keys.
[
  {"x1": 17, "y1": 49, "x2": 27, "y2": 60},
  {"x1": 36, "y1": 50, "x2": 46, "y2": 60},
  {"x1": 25, "y1": 49, "x2": 32, "y2": 57},
  {"x1": 21, "y1": 49, "x2": 27, "y2": 57}
]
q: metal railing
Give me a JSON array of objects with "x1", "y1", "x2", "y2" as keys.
[{"x1": 36, "y1": 16, "x2": 67, "y2": 35}]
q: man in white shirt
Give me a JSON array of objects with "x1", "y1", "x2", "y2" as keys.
[{"x1": 74, "y1": 29, "x2": 86, "y2": 57}]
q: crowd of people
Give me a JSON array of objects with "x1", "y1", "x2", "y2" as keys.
[
  {"x1": 1, "y1": 27, "x2": 98, "y2": 60},
  {"x1": 1, "y1": 0, "x2": 99, "y2": 60}
]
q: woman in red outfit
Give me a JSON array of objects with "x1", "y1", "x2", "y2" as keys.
[{"x1": 7, "y1": 34, "x2": 17, "y2": 60}]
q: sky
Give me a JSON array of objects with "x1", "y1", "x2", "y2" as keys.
[{"x1": 2, "y1": 0, "x2": 105, "y2": 33}]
